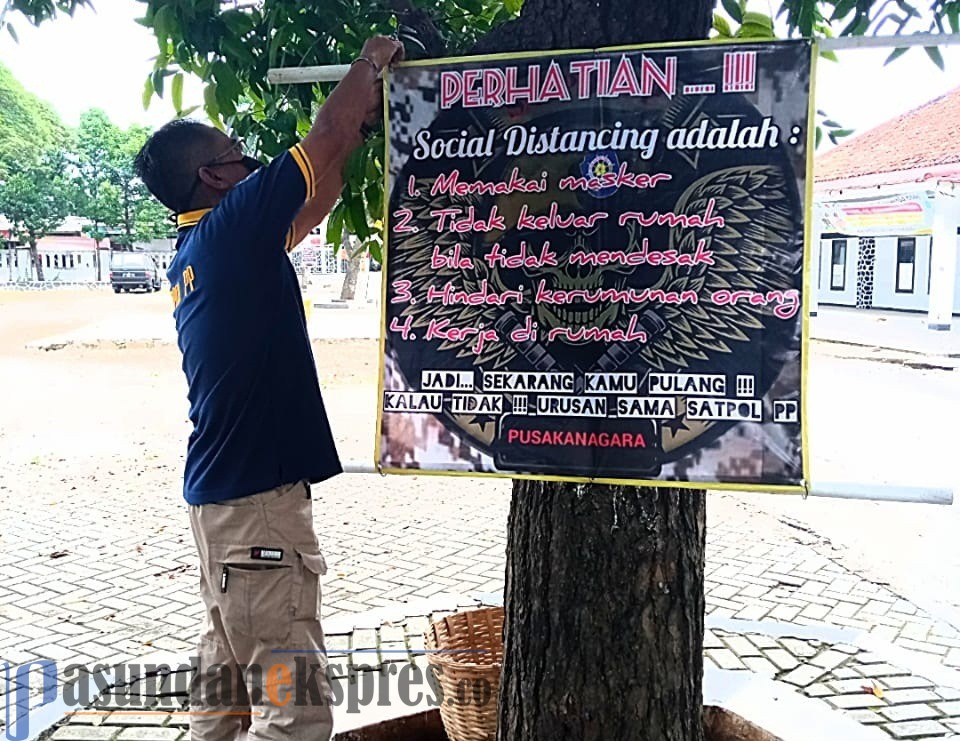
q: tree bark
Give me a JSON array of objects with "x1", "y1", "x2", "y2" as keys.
[
  {"x1": 28, "y1": 240, "x2": 44, "y2": 281},
  {"x1": 473, "y1": 2, "x2": 714, "y2": 739},
  {"x1": 339, "y1": 236, "x2": 365, "y2": 301},
  {"x1": 499, "y1": 484, "x2": 706, "y2": 741}
]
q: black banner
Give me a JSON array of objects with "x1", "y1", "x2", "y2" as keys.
[{"x1": 378, "y1": 40, "x2": 811, "y2": 489}]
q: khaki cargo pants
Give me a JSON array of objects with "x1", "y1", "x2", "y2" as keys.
[{"x1": 188, "y1": 480, "x2": 333, "y2": 741}]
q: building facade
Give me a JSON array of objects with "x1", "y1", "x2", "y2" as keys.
[{"x1": 813, "y1": 86, "x2": 960, "y2": 329}]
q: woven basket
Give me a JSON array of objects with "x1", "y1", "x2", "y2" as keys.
[{"x1": 424, "y1": 607, "x2": 504, "y2": 741}]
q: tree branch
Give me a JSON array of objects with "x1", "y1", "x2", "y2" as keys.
[{"x1": 384, "y1": 0, "x2": 447, "y2": 57}]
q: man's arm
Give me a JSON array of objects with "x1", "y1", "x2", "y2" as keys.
[
  {"x1": 297, "y1": 37, "x2": 403, "y2": 188},
  {"x1": 285, "y1": 163, "x2": 347, "y2": 251}
]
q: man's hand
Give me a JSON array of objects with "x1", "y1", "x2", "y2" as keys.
[
  {"x1": 298, "y1": 35, "x2": 404, "y2": 186},
  {"x1": 360, "y1": 36, "x2": 405, "y2": 72}
]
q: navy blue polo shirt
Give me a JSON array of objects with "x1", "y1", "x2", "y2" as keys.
[{"x1": 167, "y1": 144, "x2": 342, "y2": 505}]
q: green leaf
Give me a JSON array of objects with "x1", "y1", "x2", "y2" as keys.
[
  {"x1": 7, "y1": 23, "x2": 18, "y2": 43},
  {"x1": 819, "y1": 49, "x2": 839, "y2": 63},
  {"x1": 924, "y1": 46, "x2": 945, "y2": 71},
  {"x1": 721, "y1": 0, "x2": 743, "y2": 23},
  {"x1": 948, "y1": 4, "x2": 960, "y2": 34},
  {"x1": 458, "y1": 0, "x2": 484, "y2": 14},
  {"x1": 831, "y1": 0, "x2": 856, "y2": 20},
  {"x1": 712, "y1": 13, "x2": 733, "y2": 37},
  {"x1": 368, "y1": 240, "x2": 382, "y2": 265},
  {"x1": 884, "y1": 46, "x2": 910, "y2": 65},
  {"x1": 504, "y1": 0, "x2": 523, "y2": 14},
  {"x1": 741, "y1": 11, "x2": 774, "y2": 30},
  {"x1": 152, "y1": 68, "x2": 165, "y2": 99},
  {"x1": 211, "y1": 61, "x2": 243, "y2": 104},
  {"x1": 203, "y1": 82, "x2": 221, "y2": 123},
  {"x1": 831, "y1": 128, "x2": 855, "y2": 138},
  {"x1": 142, "y1": 75, "x2": 154, "y2": 111},
  {"x1": 327, "y1": 202, "x2": 345, "y2": 248},
  {"x1": 171, "y1": 73, "x2": 184, "y2": 113},
  {"x1": 815, "y1": 126, "x2": 823, "y2": 149}
]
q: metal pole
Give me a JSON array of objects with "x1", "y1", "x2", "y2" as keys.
[
  {"x1": 336, "y1": 460, "x2": 954, "y2": 505},
  {"x1": 267, "y1": 33, "x2": 960, "y2": 85},
  {"x1": 818, "y1": 31, "x2": 960, "y2": 51}
]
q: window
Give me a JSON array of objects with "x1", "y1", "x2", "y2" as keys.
[
  {"x1": 830, "y1": 239, "x2": 846, "y2": 290},
  {"x1": 896, "y1": 237, "x2": 916, "y2": 293}
]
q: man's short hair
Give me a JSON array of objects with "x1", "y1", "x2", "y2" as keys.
[{"x1": 134, "y1": 119, "x2": 221, "y2": 213}]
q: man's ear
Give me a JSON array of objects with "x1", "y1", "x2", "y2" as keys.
[{"x1": 197, "y1": 166, "x2": 231, "y2": 192}]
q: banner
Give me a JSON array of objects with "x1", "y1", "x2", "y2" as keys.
[
  {"x1": 821, "y1": 193, "x2": 934, "y2": 236},
  {"x1": 378, "y1": 40, "x2": 812, "y2": 490}
]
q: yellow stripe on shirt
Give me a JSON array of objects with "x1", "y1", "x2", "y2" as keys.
[{"x1": 289, "y1": 144, "x2": 316, "y2": 201}]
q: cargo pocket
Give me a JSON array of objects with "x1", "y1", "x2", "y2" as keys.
[
  {"x1": 212, "y1": 546, "x2": 294, "y2": 642},
  {"x1": 294, "y1": 548, "x2": 327, "y2": 622}
]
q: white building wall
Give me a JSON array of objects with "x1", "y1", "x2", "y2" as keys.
[
  {"x1": 817, "y1": 237, "x2": 857, "y2": 307},
  {"x1": 871, "y1": 235, "x2": 931, "y2": 312},
  {"x1": 1, "y1": 247, "x2": 113, "y2": 284}
]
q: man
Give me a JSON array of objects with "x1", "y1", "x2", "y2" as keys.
[{"x1": 134, "y1": 35, "x2": 404, "y2": 741}]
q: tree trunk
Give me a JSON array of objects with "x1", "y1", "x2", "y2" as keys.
[
  {"x1": 339, "y1": 236, "x2": 365, "y2": 301},
  {"x1": 473, "y1": 1, "x2": 715, "y2": 739},
  {"x1": 28, "y1": 240, "x2": 44, "y2": 282}
]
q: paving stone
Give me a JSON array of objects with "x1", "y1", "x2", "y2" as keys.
[
  {"x1": 51, "y1": 728, "x2": 119, "y2": 740},
  {"x1": 828, "y1": 678, "x2": 882, "y2": 694},
  {"x1": 897, "y1": 638, "x2": 949, "y2": 656},
  {"x1": 884, "y1": 720, "x2": 951, "y2": 738},
  {"x1": 762, "y1": 648, "x2": 799, "y2": 672},
  {"x1": 721, "y1": 635, "x2": 760, "y2": 657},
  {"x1": 858, "y1": 664, "x2": 913, "y2": 678},
  {"x1": 780, "y1": 638, "x2": 818, "y2": 658},
  {"x1": 845, "y1": 709, "x2": 886, "y2": 725},
  {"x1": 743, "y1": 656, "x2": 779, "y2": 678},
  {"x1": 705, "y1": 649, "x2": 746, "y2": 670},
  {"x1": 811, "y1": 649, "x2": 850, "y2": 670},
  {"x1": 379, "y1": 625, "x2": 406, "y2": 643},
  {"x1": 881, "y1": 704, "x2": 944, "y2": 722},
  {"x1": 828, "y1": 693, "x2": 887, "y2": 709},
  {"x1": 882, "y1": 676, "x2": 936, "y2": 690},
  {"x1": 833, "y1": 667, "x2": 863, "y2": 680},
  {"x1": 103, "y1": 714, "x2": 171, "y2": 726},
  {"x1": 116, "y1": 729, "x2": 182, "y2": 741},
  {"x1": 351, "y1": 629, "x2": 377, "y2": 650},
  {"x1": 745, "y1": 634, "x2": 779, "y2": 650},
  {"x1": 937, "y1": 688, "x2": 960, "y2": 702},
  {"x1": 883, "y1": 689, "x2": 942, "y2": 705},
  {"x1": 325, "y1": 635, "x2": 349, "y2": 652},
  {"x1": 703, "y1": 629, "x2": 724, "y2": 649},
  {"x1": 937, "y1": 701, "x2": 960, "y2": 716},
  {"x1": 780, "y1": 665, "x2": 826, "y2": 687}
]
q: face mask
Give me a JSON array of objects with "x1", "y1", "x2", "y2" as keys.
[{"x1": 241, "y1": 155, "x2": 265, "y2": 174}]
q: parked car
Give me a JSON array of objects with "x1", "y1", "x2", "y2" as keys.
[{"x1": 110, "y1": 253, "x2": 161, "y2": 293}]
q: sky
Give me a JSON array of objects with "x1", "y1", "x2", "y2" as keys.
[{"x1": 0, "y1": 0, "x2": 958, "y2": 141}]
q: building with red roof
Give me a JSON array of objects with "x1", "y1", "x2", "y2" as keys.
[{"x1": 813, "y1": 85, "x2": 960, "y2": 330}]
